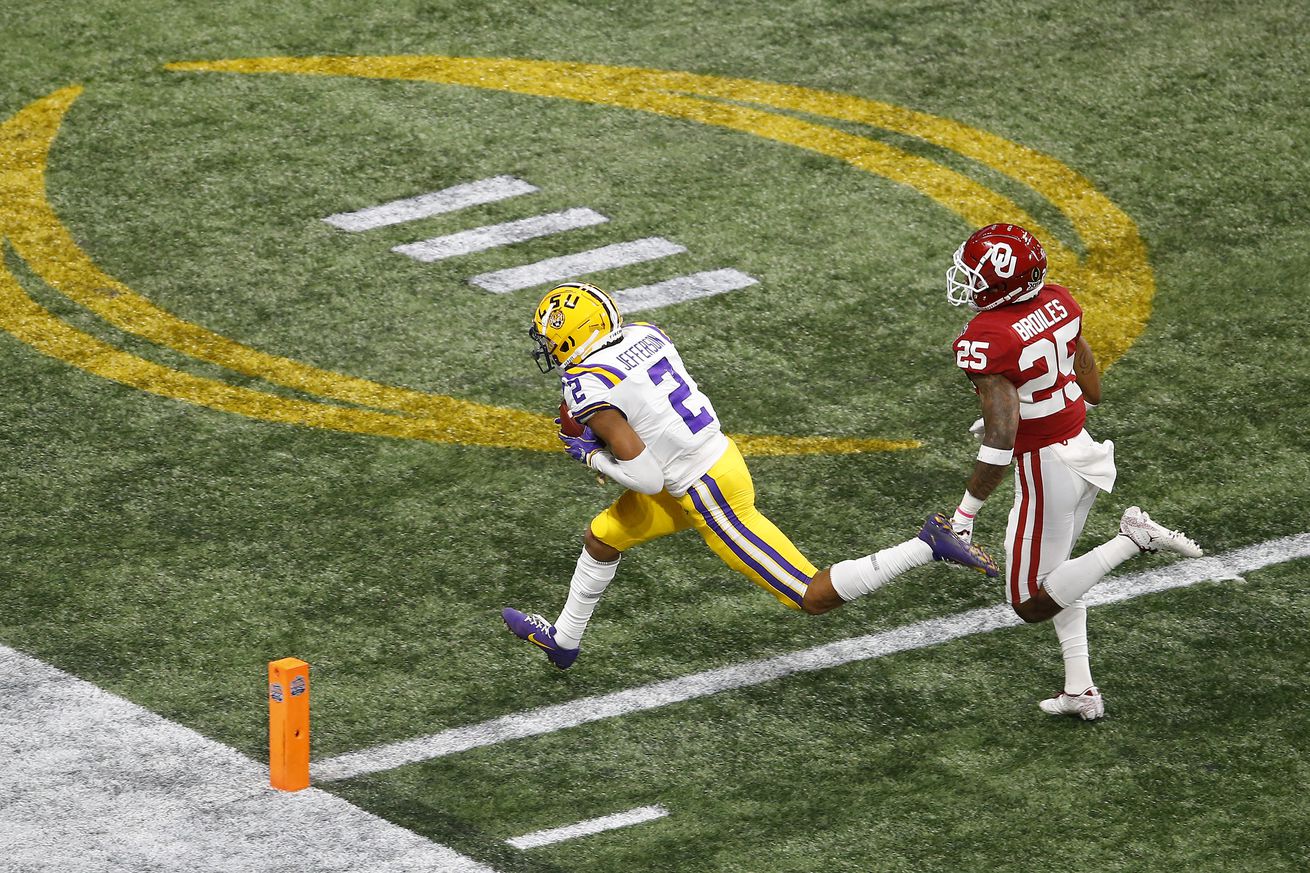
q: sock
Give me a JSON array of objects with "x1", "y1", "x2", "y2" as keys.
[
  {"x1": 1052, "y1": 601, "x2": 1094, "y2": 694},
  {"x1": 1043, "y1": 534, "x2": 1140, "y2": 608},
  {"x1": 552, "y1": 549, "x2": 620, "y2": 649},
  {"x1": 829, "y1": 538, "x2": 933, "y2": 602}
]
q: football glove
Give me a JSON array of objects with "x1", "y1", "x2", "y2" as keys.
[
  {"x1": 968, "y1": 417, "x2": 985, "y2": 442},
  {"x1": 559, "y1": 426, "x2": 604, "y2": 465}
]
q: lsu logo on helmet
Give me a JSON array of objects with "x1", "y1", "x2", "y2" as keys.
[{"x1": 530, "y1": 281, "x2": 624, "y2": 373}]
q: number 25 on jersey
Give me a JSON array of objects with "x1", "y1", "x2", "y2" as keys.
[
  {"x1": 1018, "y1": 317, "x2": 1082, "y2": 418},
  {"x1": 956, "y1": 341, "x2": 990, "y2": 370},
  {"x1": 955, "y1": 317, "x2": 1083, "y2": 419}
]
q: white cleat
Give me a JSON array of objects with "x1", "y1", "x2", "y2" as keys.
[
  {"x1": 1039, "y1": 686, "x2": 1105, "y2": 721},
  {"x1": 1119, "y1": 506, "x2": 1203, "y2": 558}
]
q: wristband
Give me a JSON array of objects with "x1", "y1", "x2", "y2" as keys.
[
  {"x1": 958, "y1": 490, "x2": 985, "y2": 517},
  {"x1": 976, "y1": 444, "x2": 1014, "y2": 466}
]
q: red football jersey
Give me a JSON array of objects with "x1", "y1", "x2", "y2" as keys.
[{"x1": 953, "y1": 283, "x2": 1087, "y2": 454}]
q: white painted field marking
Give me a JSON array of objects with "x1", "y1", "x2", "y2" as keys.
[
  {"x1": 323, "y1": 175, "x2": 537, "y2": 231},
  {"x1": 0, "y1": 646, "x2": 499, "y2": 873},
  {"x1": 392, "y1": 208, "x2": 608, "y2": 262},
  {"x1": 615, "y1": 269, "x2": 758, "y2": 312},
  {"x1": 469, "y1": 237, "x2": 687, "y2": 293},
  {"x1": 314, "y1": 533, "x2": 1310, "y2": 782},
  {"x1": 506, "y1": 804, "x2": 670, "y2": 850}
]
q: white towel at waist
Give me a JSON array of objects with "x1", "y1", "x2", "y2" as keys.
[{"x1": 1046, "y1": 428, "x2": 1117, "y2": 492}]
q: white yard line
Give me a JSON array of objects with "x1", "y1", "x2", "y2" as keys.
[
  {"x1": 506, "y1": 805, "x2": 670, "y2": 850},
  {"x1": 468, "y1": 237, "x2": 687, "y2": 293},
  {"x1": 614, "y1": 269, "x2": 758, "y2": 312},
  {"x1": 323, "y1": 176, "x2": 537, "y2": 231},
  {"x1": 7, "y1": 535, "x2": 1304, "y2": 870},
  {"x1": 314, "y1": 533, "x2": 1310, "y2": 782},
  {"x1": 0, "y1": 647, "x2": 498, "y2": 873},
  {"x1": 393, "y1": 208, "x2": 608, "y2": 262}
]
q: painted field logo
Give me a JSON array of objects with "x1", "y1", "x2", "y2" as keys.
[{"x1": 0, "y1": 56, "x2": 1155, "y2": 456}]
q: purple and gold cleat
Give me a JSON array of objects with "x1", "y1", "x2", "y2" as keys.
[
  {"x1": 918, "y1": 512, "x2": 1000, "y2": 578},
  {"x1": 502, "y1": 607, "x2": 580, "y2": 670}
]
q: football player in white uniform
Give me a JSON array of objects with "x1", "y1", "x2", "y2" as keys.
[
  {"x1": 946, "y1": 224, "x2": 1203, "y2": 720},
  {"x1": 503, "y1": 281, "x2": 999, "y2": 669}
]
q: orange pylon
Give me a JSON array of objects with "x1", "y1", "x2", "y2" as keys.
[{"x1": 268, "y1": 657, "x2": 310, "y2": 791}]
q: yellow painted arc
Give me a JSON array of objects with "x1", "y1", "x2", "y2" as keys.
[
  {"x1": 731, "y1": 433, "x2": 917, "y2": 456},
  {"x1": 0, "y1": 238, "x2": 917, "y2": 455},
  {"x1": 2, "y1": 228, "x2": 915, "y2": 454},
  {"x1": 0, "y1": 85, "x2": 915, "y2": 454},
  {"x1": 0, "y1": 250, "x2": 536, "y2": 446},
  {"x1": 166, "y1": 57, "x2": 1070, "y2": 264},
  {"x1": 669, "y1": 75, "x2": 1152, "y2": 368},
  {"x1": 0, "y1": 86, "x2": 554, "y2": 452},
  {"x1": 167, "y1": 55, "x2": 1151, "y2": 368}
]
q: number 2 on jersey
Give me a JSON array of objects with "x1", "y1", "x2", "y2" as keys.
[{"x1": 648, "y1": 357, "x2": 714, "y2": 434}]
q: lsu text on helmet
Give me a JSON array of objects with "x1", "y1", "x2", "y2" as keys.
[
  {"x1": 530, "y1": 281, "x2": 624, "y2": 373},
  {"x1": 946, "y1": 223, "x2": 1047, "y2": 311}
]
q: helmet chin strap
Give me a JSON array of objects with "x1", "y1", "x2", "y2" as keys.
[
  {"x1": 973, "y1": 281, "x2": 1044, "y2": 312},
  {"x1": 563, "y1": 328, "x2": 602, "y2": 367}
]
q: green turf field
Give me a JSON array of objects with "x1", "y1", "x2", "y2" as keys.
[{"x1": 3, "y1": 1, "x2": 1309, "y2": 870}]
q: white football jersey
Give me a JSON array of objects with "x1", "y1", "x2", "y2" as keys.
[{"x1": 560, "y1": 322, "x2": 729, "y2": 497}]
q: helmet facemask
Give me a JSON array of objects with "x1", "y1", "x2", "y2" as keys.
[
  {"x1": 529, "y1": 322, "x2": 556, "y2": 373},
  {"x1": 946, "y1": 243, "x2": 990, "y2": 310}
]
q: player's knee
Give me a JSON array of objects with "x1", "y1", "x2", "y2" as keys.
[
  {"x1": 583, "y1": 528, "x2": 621, "y2": 562},
  {"x1": 1013, "y1": 601, "x2": 1043, "y2": 623},
  {"x1": 1013, "y1": 593, "x2": 1058, "y2": 623}
]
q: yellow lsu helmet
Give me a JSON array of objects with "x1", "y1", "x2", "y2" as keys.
[{"x1": 529, "y1": 282, "x2": 624, "y2": 373}]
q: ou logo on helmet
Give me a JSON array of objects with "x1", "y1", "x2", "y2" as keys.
[{"x1": 984, "y1": 242, "x2": 1018, "y2": 279}]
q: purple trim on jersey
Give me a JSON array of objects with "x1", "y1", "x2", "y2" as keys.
[
  {"x1": 688, "y1": 478, "x2": 805, "y2": 606},
  {"x1": 565, "y1": 362, "x2": 626, "y2": 386},
  {"x1": 633, "y1": 322, "x2": 673, "y2": 345},
  {"x1": 574, "y1": 400, "x2": 617, "y2": 422},
  {"x1": 700, "y1": 474, "x2": 813, "y2": 589}
]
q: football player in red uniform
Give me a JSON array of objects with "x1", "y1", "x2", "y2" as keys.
[{"x1": 946, "y1": 224, "x2": 1203, "y2": 720}]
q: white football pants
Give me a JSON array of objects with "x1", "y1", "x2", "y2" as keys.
[{"x1": 1004, "y1": 435, "x2": 1113, "y2": 605}]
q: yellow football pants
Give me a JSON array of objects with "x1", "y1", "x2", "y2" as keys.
[{"x1": 589, "y1": 440, "x2": 816, "y2": 609}]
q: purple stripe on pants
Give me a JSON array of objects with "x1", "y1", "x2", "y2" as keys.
[{"x1": 688, "y1": 479, "x2": 805, "y2": 605}]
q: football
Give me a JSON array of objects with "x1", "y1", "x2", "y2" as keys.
[{"x1": 558, "y1": 401, "x2": 585, "y2": 437}]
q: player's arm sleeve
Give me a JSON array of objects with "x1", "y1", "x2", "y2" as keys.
[
  {"x1": 964, "y1": 372, "x2": 1020, "y2": 501},
  {"x1": 589, "y1": 448, "x2": 664, "y2": 495}
]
